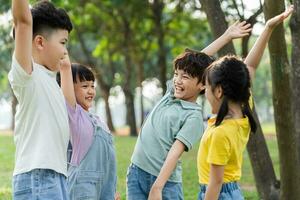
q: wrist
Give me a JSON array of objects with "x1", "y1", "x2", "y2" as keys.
[
  {"x1": 222, "y1": 32, "x2": 232, "y2": 42},
  {"x1": 152, "y1": 182, "x2": 164, "y2": 190}
]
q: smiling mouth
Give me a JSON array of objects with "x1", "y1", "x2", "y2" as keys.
[{"x1": 175, "y1": 86, "x2": 184, "y2": 92}]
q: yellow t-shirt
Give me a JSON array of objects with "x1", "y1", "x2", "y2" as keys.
[{"x1": 197, "y1": 117, "x2": 251, "y2": 184}]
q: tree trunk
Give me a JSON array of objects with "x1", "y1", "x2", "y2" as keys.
[
  {"x1": 137, "y1": 61, "x2": 145, "y2": 127},
  {"x1": 100, "y1": 85, "x2": 115, "y2": 132},
  {"x1": 199, "y1": 0, "x2": 235, "y2": 55},
  {"x1": 151, "y1": 0, "x2": 167, "y2": 94},
  {"x1": 200, "y1": 0, "x2": 280, "y2": 199},
  {"x1": 264, "y1": 0, "x2": 300, "y2": 199},
  {"x1": 290, "y1": 0, "x2": 300, "y2": 164},
  {"x1": 247, "y1": 109, "x2": 280, "y2": 200},
  {"x1": 121, "y1": 14, "x2": 138, "y2": 136},
  {"x1": 123, "y1": 88, "x2": 138, "y2": 136}
]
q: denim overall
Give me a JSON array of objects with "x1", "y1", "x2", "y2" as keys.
[{"x1": 67, "y1": 113, "x2": 117, "y2": 200}]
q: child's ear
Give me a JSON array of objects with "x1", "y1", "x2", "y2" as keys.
[
  {"x1": 215, "y1": 85, "x2": 223, "y2": 99},
  {"x1": 198, "y1": 83, "x2": 205, "y2": 91},
  {"x1": 34, "y1": 35, "x2": 45, "y2": 50}
]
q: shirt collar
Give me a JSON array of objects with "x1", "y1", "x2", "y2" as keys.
[
  {"x1": 34, "y1": 60, "x2": 57, "y2": 78},
  {"x1": 168, "y1": 93, "x2": 201, "y2": 111}
]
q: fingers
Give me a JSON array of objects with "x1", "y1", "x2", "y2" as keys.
[
  {"x1": 238, "y1": 21, "x2": 247, "y2": 27},
  {"x1": 283, "y1": 5, "x2": 294, "y2": 18}
]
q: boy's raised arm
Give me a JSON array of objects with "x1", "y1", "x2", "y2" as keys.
[
  {"x1": 60, "y1": 55, "x2": 77, "y2": 108},
  {"x1": 201, "y1": 21, "x2": 252, "y2": 56},
  {"x1": 244, "y1": 5, "x2": 294, "y2": 80},
  {"x1": 12, "y1": 0, "x2": 33, "y2": 74}
]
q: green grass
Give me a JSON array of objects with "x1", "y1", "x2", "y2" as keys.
[{"x1": 0, "y1": 134, "x2": 279, "y2": 200}]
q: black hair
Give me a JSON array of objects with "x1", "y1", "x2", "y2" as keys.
[
  {"x1": 56, "y1": 63, "x2": 95, "y2": 86},
  {"x1": 173, "y1": 48, "x2": 215, "y2": 95},
  {"x1": 204, "y1": 55, "x2": 257, "y2": 133},
  {"x1": 31, "y1": 1, "x2": 72, "y2": 38},
  {"x1": 13, "y1": 1, "x2": 73, "y2": 39}
]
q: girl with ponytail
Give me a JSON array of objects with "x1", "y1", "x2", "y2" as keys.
[{"x1": 197, "y1": 6, "x2": 294, "y2": 200}]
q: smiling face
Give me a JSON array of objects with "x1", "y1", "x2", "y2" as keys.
[
  {"x1": 173, "y1": 69, "x2": 204, "y2": 102},
  {"x1": 74, "y1": 78, "x2": 96, "y2": 111}
]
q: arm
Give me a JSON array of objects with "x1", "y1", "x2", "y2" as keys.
[
  {"x1": 204, "y1": 164, "x2": 225, "y2": 200},
  {"x1": 201, "y1": 21, "x2": 251, "y2": 56},
  {"x1": 59, "y1": 55, "x2": 77, "y2": 108},
  {"x1": 148, "y1": 140, "x2": 186, "y2": 200},
  {"x1": 12, "y1": 0, "x2": 33, "y2": 74},
  {"x1": 244, "y1": 5, "x2": 294, "y2": 80}
]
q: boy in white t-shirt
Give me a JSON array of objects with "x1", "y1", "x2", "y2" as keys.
[{"x1": 8, "y1": 0, "x2": 72, "y2": 199}]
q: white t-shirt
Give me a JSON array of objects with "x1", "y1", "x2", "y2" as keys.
[{"x1": 8, "y1": 55, "x2": 70, "y2": 176}]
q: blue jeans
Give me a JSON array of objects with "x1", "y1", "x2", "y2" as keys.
[
  {"x1": 13, "y1": 169, "x2": 68, "y2": 200},
  {"x1": 198, "y1": 182, "x2": 244, "y2": 200},
  {"x1": 126, "y1": 164, "x2": 183, "y2": 200}
]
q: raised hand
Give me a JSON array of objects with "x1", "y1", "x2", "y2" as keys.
[
  {"x1": 59, "y1": 53, "x2": 71, "y2": 70},
  {"x1": 266, "y1": 5, "x2": 294, "y2": 29},
  {"x1": 224, "y1": 21, "x2": 252, "y2": 40}
]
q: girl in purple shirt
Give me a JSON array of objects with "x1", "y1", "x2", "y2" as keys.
[{"x1": 57, "y1": 58, "x2": 117, "y2": 200}]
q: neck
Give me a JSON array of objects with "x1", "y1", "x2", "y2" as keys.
[{"x1": 227, "y1": 101, "x2": 243, "y2": 119}]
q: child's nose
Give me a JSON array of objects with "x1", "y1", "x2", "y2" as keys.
[{"x1": 175, "y1": 77, "x2": 183, "y2": 84}]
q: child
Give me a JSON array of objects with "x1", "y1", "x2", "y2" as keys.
[
  {"x1": 8, "y1": 0, "x2": 72, "y2": 199},
  {"x1": 127, "y1": 21, "x2": 252, "y2": 200},
  {"x1": 197, "y1": 6, "x2": 294, "y2": 200},
  {"x1": 57, "y1": 59, "x2": 117, "y2": 200}
]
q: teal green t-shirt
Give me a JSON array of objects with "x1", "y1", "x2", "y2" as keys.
[{"x1": 131, "y1": 81, "x2": 204, "y2": 182}]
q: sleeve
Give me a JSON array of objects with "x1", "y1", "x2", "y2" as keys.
[
  {"x1": 207, "y1": 128, "x2": 231, "y2": 165},
  {"x1": 175, "y1": 114, "x2": 204, "y2": 152},
  {"x1": 8, "y1": 54, "x2": 33, "y2": 86}
]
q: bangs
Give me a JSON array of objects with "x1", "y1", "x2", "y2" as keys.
[{"x1": 71, "y1": 63, "x2": 95, "y2": 83}]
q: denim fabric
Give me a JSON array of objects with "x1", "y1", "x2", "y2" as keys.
[
  {"x1": 126, "y1": 164, "x2": 183, "y2": 200},
  {"x1": 197, "y1": 182, "x2": 244, "y2": 200},
  {"x1": 67, "y1": 114, "x2": 117, "y2": 200},
  {"x1": 13, "y1": 169, "x2": 68, "y2": 200}
]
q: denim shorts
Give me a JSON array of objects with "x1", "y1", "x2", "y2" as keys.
[
  {"x1": 13, "y1": 169, "x2": 68, "y2": 200},
  {"x1": 126, "y1": 163, "x2": 183, "y2": 200},
  {"x1": 198, "y1": 182, "x2": 244, "y2": 200}
]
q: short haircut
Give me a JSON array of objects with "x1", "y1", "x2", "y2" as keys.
[{"x1": 31, "y1": 1, "x2": 73, "y2": 38}]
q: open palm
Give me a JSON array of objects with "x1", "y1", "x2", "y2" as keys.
[{"x1": 225, "y1": 21, "x2": 252, "y2": 39}]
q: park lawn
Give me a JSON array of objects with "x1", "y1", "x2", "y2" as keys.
[{"x1": 0, "y1": 134, "x2": 279, "y2": 200}]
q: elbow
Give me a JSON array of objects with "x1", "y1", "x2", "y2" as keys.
[
  {"x1": 13, "y1": 10, "x2": 32, "y2": 26},
  {"x1": 14, "y1": 17, "x2": 32, "y2": 27}
]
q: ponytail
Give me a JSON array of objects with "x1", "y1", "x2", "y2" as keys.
[
  {"x1": 215, "y1": 96, "x2": 229, "y2": 126},
  {"x1": 242, "y1": 102, "x2": 257, "y2": 133}
]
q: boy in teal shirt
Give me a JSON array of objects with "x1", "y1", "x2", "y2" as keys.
[{"x1": 127, "y1": 21, "x2": 252, "y2": 200}]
